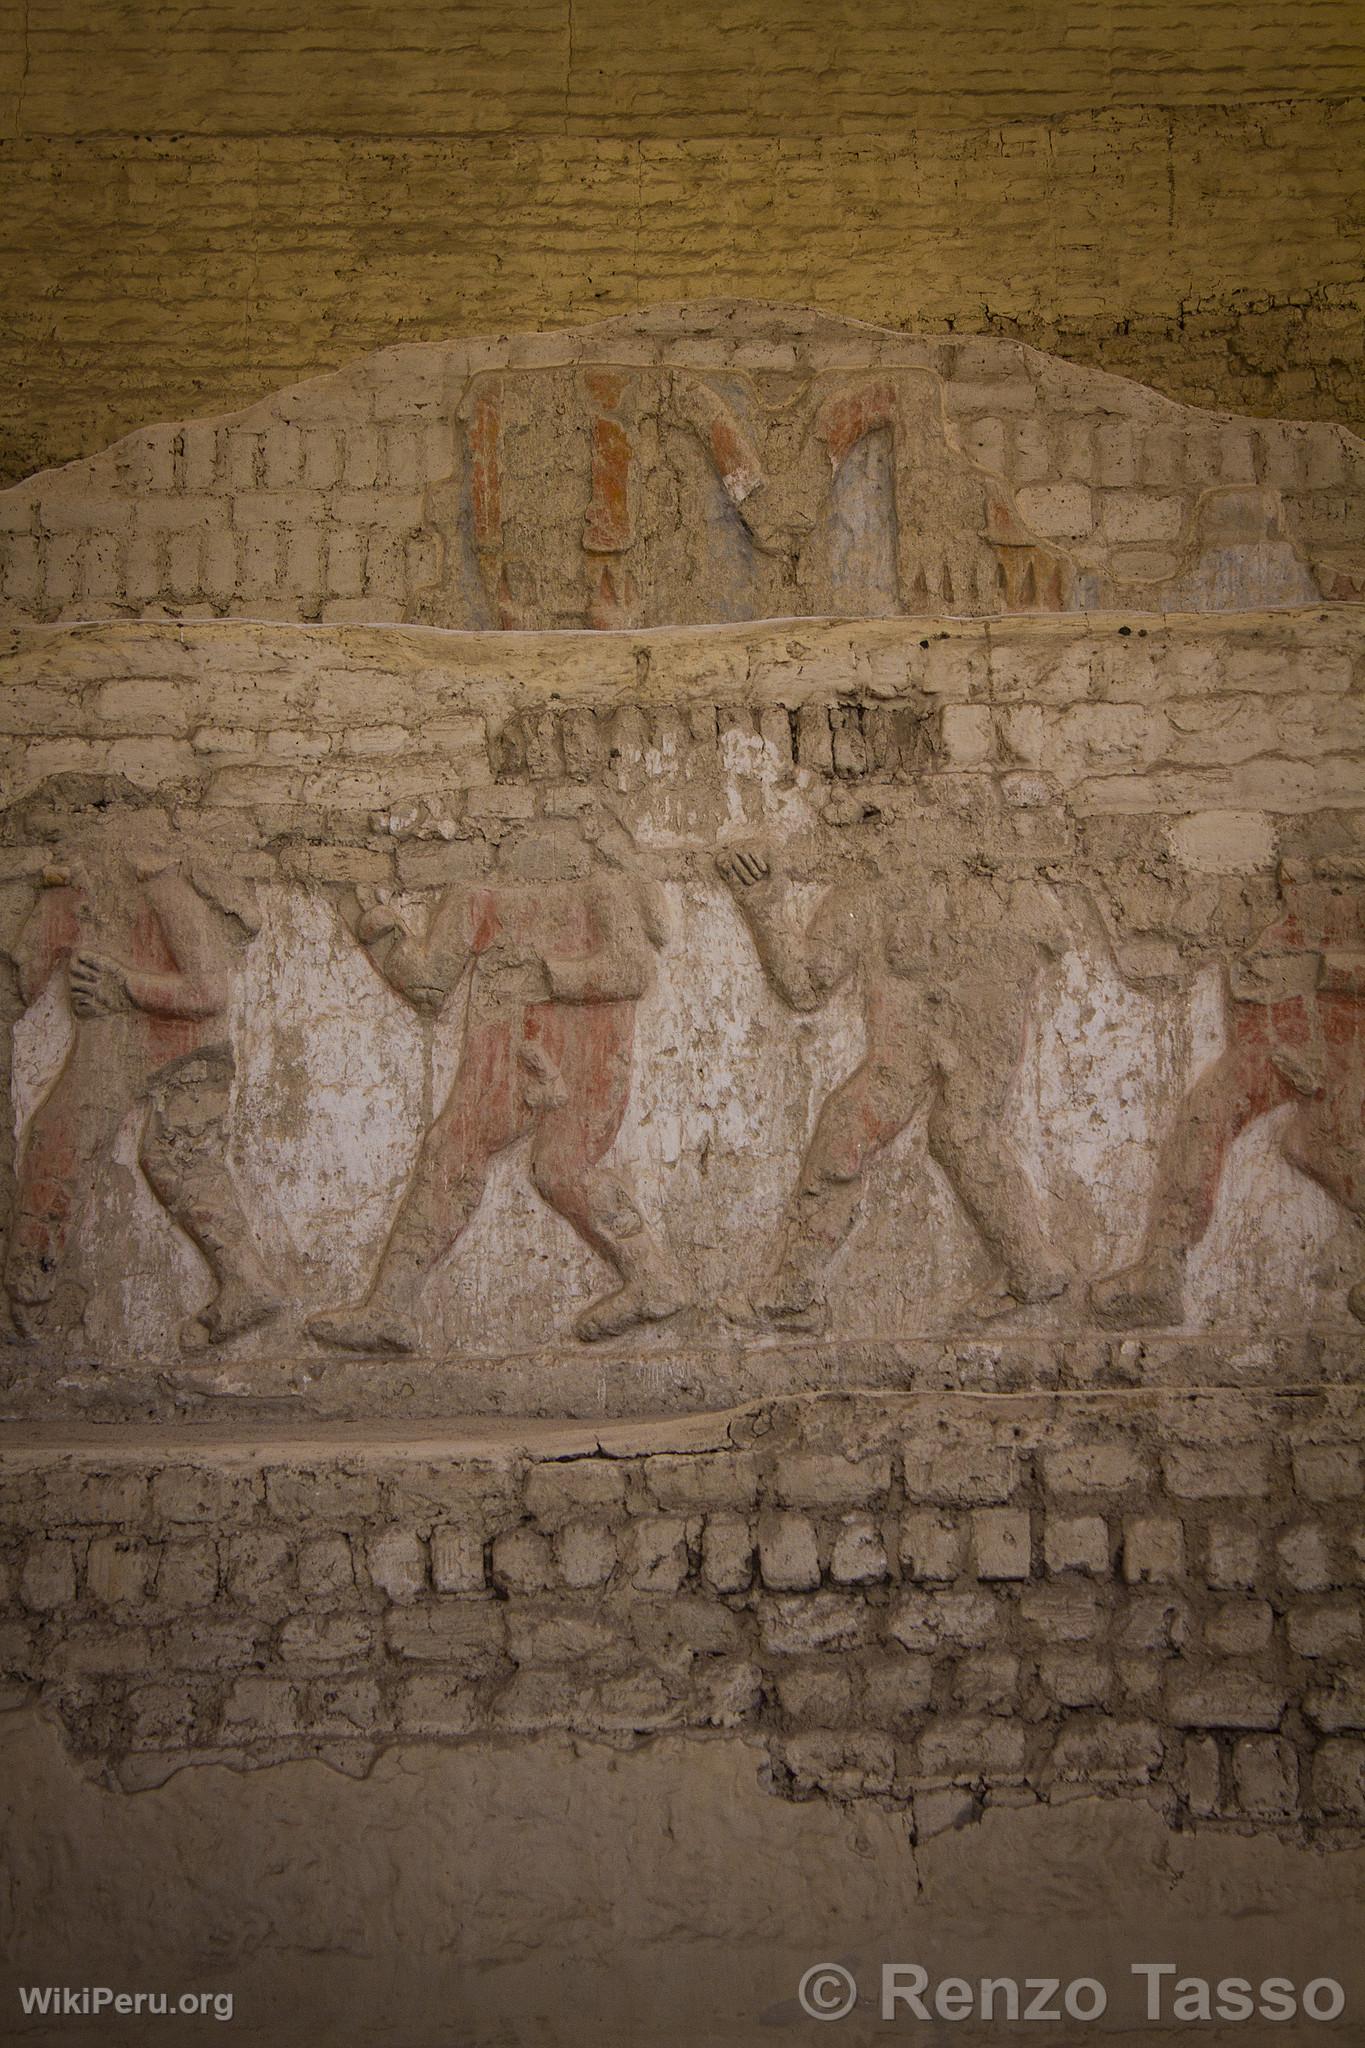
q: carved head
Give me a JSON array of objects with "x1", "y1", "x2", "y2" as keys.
[
  {"x1": 0, "y1": 770, "x2": 189, "y2": 884},
  {"x1": 494, "y1": 818, "x2": 594, "y2": 884},
  {"x1": 2, "y1": 774, "x2": 175, "y2": 861}
]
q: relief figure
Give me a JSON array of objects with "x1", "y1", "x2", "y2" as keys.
[
  {"x1": 1091, "y1": 857, "x2": 1365, "y2": 1327},
  {"x1": 443, "y1": 365, "x2": 1078, "y2": 631},
  {"x1": 716, "y1": 838, "x2": 1077, "y2": 1327},
  {"x1": 0, "y1": 776, "x2": 280, "y2": 1347},
  {"x1": 308, "y1": 812, "x2": 689, "y2": 1352},
  {"x1": 674, "y1": 369, "x2": 1076, "y2": 617}
]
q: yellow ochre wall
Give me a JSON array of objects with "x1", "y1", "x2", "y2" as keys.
[{"x1": 1, "y1": 0, "x2": 1362, "y2": 485}]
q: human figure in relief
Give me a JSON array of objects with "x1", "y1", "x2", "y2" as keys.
[
  {"x1": 307, "y1": 813, "x2": 689, "y2": 1352},
  {"x1": 1092, "y1": 855, "x2": 1365, "y2": 1327},
  {"x1": 715, "y1": 835, "x2": 1077, "y2": 1328},
  {"x1": 0, "y1": 776, "x2": 281, "y2": 1347}
]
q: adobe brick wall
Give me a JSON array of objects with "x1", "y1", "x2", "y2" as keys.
[
  {"x1": 0, "y1": 305, "x2": 1361, "y2": 2041},
  {"x1": 4, "y1": 312, "x2": 1363, "y2": 629},
  {"x1": 5, "y1": 1391, "x2": 1363, "y2": 1840},
  {"x1": 1, "y1": 2, "x2": 1362, "y2": 484}
]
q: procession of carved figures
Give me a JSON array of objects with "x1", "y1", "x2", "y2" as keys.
[{"x1": 0, "y1": 772, "x2": 1361, "y2": 1355}]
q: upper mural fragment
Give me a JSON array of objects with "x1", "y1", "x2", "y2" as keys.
[{"x1": 2, "y1": 304, "x2": 1363, "y2": 630}]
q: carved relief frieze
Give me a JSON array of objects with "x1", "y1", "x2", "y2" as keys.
[{"x1": 0, "y1": 641, "x2": 1359, "y2": 1406}]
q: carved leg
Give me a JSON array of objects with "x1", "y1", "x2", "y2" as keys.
[
  {"x1": 925, "y1": 1082, "x2": 1072, "y2": 1318},
  {"x1": 525, "y1": 1004, "x2": 689, "y2": 1342},
  {"x1": 760, "y1": 1053, "x2": 929, "y2": 1328},
  {"x1": 307, "y1": 1021, "x2": 525, "y2": 1355},
  {"x1": 138, "y1": 1048, "x2": 283, "y2": 1349},
  {"x1": 1277, "y1": 1007, "x2": 1365, "y2": 1323},
  {"x1": 1091, "y1": 1034, "x2": 1289, "y2": 1327},
  {"x1": 4, "y1": 1041, "x2": 123, "y2": 1339}
]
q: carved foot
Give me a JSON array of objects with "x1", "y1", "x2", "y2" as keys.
[
  {"x1": 1090, "y1": 1253, "x2": 1185, "y2": 1329},
  {"x1": 760, "y1": 1299, "x2": 829, "y2": 1335},
  {"x1": 1014, "y1": 1256, "x2": 1073, "y2": 1306},
  {"x1": 970, "y1": 1256, "x2": 1072, "y2": 1322},
  {"x1": 1347, "y1": 1280, "x2": 1365, "y2": 1327},
  {"x1": 305, "y1": 1305, "x2": 419, "y2": 1356},
  {"x1": 182, "y1": 1279, "x2": 286, "y2": 1351},
  {"x1": 573, "y1": 1276, "x2": 690, "y2": 1344},
  {"x1": 717, "y1": 1290, "x2": 763, "y2": 1331},
  {"x1": 6, "y1": 1276, "x2": 87, "y2": 1342},
  {"x1": 747, "y1": 1263, "x2": 830, "y2": 1333},
  {"x1": 968, "y1": 1282, "x2": 1031, "y2": 1323}
]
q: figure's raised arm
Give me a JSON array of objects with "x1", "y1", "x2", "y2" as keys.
[
  {"x1": 1035, "y1": 873, "x2": 1203, "y2": 992},
  {"x1": 715, "y1": 845, "x2": 853, "y2": 1013},
  {"x1": 68, "y1": 870, "x2": 231, "y2": 1022},
  {"x1": 8, "y1": 873, "x2": 67, "y2": 1006},
  {"x1": 341, "y1": 883, "x2": 475, "y2": 1015}
]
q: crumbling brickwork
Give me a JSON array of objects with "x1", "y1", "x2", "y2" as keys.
[{"x1": 4, "y1": 1391, "x2": 1363, "y2": 1842}]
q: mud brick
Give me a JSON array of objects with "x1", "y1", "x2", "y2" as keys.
[
  {"x1": 1164, "y1": 1445, "x2": 1271, "y2": 1499},
  {"x1": 1168, "y1": 1674, "x2": 1286, "y2": 1731},
  {"x1": 1204, "y1": 1599, "x2": 1274, "y2": 1655},
  {"x1": 1042, "y1": 1445, "x2": 1147, "y2": 1494},
  {"x1": 889, "y1": 1590, "x2": 1000, "y2": 1651},
  {"x1": 490, "y1": 1526, "x2": 554, "y2": 1595},
  {"x1": 1123, "y1": 1517, "x2": 1185, "y2": 1584},
  {"x1": 366, "y1": 1529, "x2": 428, "y2": 1602},
  {"x1": 972, "y1": 1509, "x2": 1031, "y2": 1581},
  {"x1": 1206, "y1": 1519, "x2": 1262, "y2": 1591},
  {"x1": 692, "y1": 1511, "x2": 750, "y2": 1595},
  {"x1": 1044, "y1": 1515, "x2": 1111, "y2": 1576},
  {"x1": 645, "y1": 1454, "x2": 757, "y2": 1513},
  {"x1": 1288, "y1": 1602, "x2": 1362, "y2": 1659},
  {"x1": 774, "y1": 1454, "x2": 892, "y2": 1508},
  {"x1": 1293, "y1": 1447, "x2": 1362, "y2": 1502},
  {"x1": 383, "y1": 1603, "x2": 507, "y2": 1674},
  {"x1": 829, "y1": 1514, "x2": 889, "y2": 1586},
  {"x1": 758, "y1": 1513, "x2": 821, "y2": 1593},
  {"x1": 552, "y1": 1520, "x2": 617, "y2": 1590},
  {"x1": 20, "y1": 1541, "x2": 76, "y2": 1612},
  {"x1": 1277, "y1": 1524, "x2": 1336, "y2": 1592},
  {"x1": 85, "y1": 1538, "x2": 153, "y2": 1606},
  {"x1": 624, "y1": 1516, "x2": 692, "y2": 1593},
  {"x1": 1233, "y1": 1736, "x2": 1297, "y2": 1817},
  {"x1": 296, "y1": 1536, "x2": 356, "y2": 1599},
  {"x1": 904, "y1": 1445, "x2": 1018, "y2": 1505},
  {"x1": 900, "y1": 1512, "x2": 965, "y2": 1582},
  {"x1": 918, "y1": 1716, "x2": 1026, "y2": 1781},
  {"x1": 758, "y1": 1594, "x2": 872, "y2": 1657},
  {"x1": 524, "y1": 1460, "x2": 627, "y2": 1522}
]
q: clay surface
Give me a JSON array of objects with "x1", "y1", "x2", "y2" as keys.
[
  {"x1": 2, "y1": 308, "x2": 1363, "y2": 630},
  {"x1": 3, "y1": 1708, "x2": 1364, "y2": 2047},
  {"x1": 0, "y1": 607, "x2": 1361, "y2": 1402},
  {"x1": 0, "y1": 315, "x2": 1361, "y2": 2043}
]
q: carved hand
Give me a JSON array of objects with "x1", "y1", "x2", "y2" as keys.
[
  {"x1": 477, "y1": 939, "x2": 552, "y2": 1005},
  {"x1": 576, "y1": 798, "x2": 635, "y2": 871},
  {"x1": 715, "y1": 845, "x2": 775, "y2": 904},
  {"x1": 354, "y1": 885, "x2": 403, "y2": 946},
  {"x1": 68, "y1": 949, "x2": 129, "y2": 1017},
  {"x1": 42, "y1": 859, "x2": 91, "y2": 893}
]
